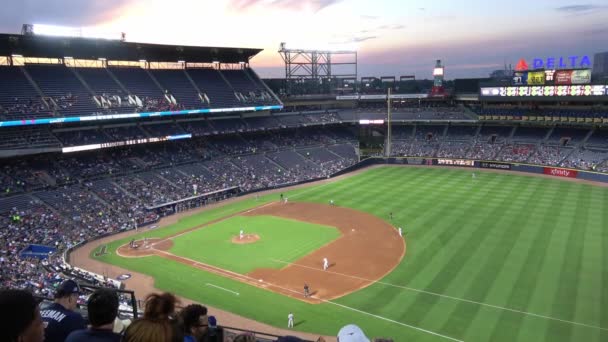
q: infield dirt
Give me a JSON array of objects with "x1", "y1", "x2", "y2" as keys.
[{"x1": 116, "y1": 201, "x2": 406, "y2": 304}]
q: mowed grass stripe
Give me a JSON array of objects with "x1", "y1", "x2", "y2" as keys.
[
  {"x1": 371, "y1": 174, "x2": 524, "y2": 331},
  {"x1": 572, "y1": 185, "x2": 604, "y2": 342},
  {"x1": 513, "y1": 183, "x2": 584, "y2": 341},
  {"x1": 543, "y1": 185, "x2": 590, "y2": 341},
  {"x1": 347, "y1": 172, "x2": 510, "y2": 320},
  {"x1": 435, "y1": 177, "x2": 547, "y2": 339},
  {"x1": 483, "y1": 182, "x2": 570, "y2": 342},
  {"x1": 335, "y1": 171, "x2": 488, "y2": 313},
  {"x1": 601, "y1": 189, "x2": 608, "y2": 342}
]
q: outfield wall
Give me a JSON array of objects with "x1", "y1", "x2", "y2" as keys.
[{"x1": 346, "y1": 157, "x2": 608, "y2": 183}]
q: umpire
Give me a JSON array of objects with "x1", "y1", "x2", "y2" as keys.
[{"x1": 303, "y1": 284, "x2": 310, "y2": 298}]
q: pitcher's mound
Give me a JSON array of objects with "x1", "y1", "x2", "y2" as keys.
[{"x1": 232, "y1": 234, "x2": 260, "y2": 244}]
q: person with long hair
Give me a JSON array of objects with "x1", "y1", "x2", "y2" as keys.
[{"x1": 122, "y1": 292, "x2": 183, "y2": 342}]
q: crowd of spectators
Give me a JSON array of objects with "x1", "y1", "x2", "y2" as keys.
[{"x1": 1, "y1": 97, "x2": 51, "y2": 119}]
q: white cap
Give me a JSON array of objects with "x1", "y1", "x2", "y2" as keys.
[{"x1": 337, "y1": 324, "x2": 370, "y2": 342}]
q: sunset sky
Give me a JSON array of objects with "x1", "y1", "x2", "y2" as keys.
[{"x1": 2, "y1": 0, "x2": 608, "y2": 79}]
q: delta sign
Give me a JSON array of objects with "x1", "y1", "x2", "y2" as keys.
[{"x1": 515, "y1": 55, "x2": 592, "y2": 71}]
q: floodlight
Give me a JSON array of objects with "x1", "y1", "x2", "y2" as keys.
[
  {"x1": 64, "y1": 56, "x2": 73, "y2": 59},
  {"x1": 98, "y1": 57, "x2": 107, "y2": 61},
  {"x1": 11, "y1": 54, "x2": 22, "y2": 58}
]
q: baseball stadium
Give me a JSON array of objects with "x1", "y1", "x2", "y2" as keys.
[{"x1": 1, "y1": 10, "x2": 608, "y2": 342}]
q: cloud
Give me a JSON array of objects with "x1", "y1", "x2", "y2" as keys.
[
  {"x1": 378, "y1": 24, "x2": 405, "y2": 30},
  {"x1": 230, "y1": 0, "x2": 343, "y2": 12},
  {"x1": 331, "y1": 35, "x2": 377, "y2": 44},
  {"x1": 555, "y1": 4, "x2": 606, "y2": 15},
  {"x1": 360, "y1": 15, "x2": 379, "y2": 20},
  {"x1": 0, "y1": 0, "x2": 133, "y2": 33}
]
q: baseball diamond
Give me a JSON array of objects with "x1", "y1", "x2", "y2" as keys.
[{"x1": 70, "y1": 166, "x2": 608, "y2": 341}]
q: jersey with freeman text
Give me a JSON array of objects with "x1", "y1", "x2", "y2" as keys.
[{"x1": 41, "y1": 303, "x2": 87, "y2": 342}]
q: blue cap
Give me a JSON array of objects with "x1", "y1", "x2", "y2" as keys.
[
  {"x1": 54, "y1": 280, "x2": 81, "y2": 298},
  {"x1": 208, "y1": 315, "x2": 217, "y2": 328}
]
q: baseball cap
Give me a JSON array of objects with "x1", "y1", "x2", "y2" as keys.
[
  {"x1": 208, "y1": 315, "x2": 217, "y2": 328},
  {"x1": 54, "y1": 279, "x2": 81, "y2": 298},
  {"x1": 337, "y1": 324, "x2": 370, "y2": 342}
]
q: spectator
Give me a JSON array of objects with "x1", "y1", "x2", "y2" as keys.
[
  {"x1": 337, "y1": 324, "x2": 370, "y2": 342},
  {"x1": 0, "y1": 289, "x2": 45, "y2": 342},
  {"x1": 122, "y1": 292, "x2": 182, "y2": 342},
  {"x1": 179, "y1": 304, "x2": 208, "y2": 342},
  {"x1": 66, "y1": 288, "x2": 122, "y2": 342},
  {"x1": 203, "y1": 315, "x2": 224, "y2": 342},
  {"x1": 41, "y1": 279, "x2": 87, "y2": 342}
]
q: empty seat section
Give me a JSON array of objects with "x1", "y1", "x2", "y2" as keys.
[
  {"x1": 25, "y1": 64, "x2": 98, "y2": 116},
  {"x1": 149, "y1": 69, "x2": 205, "y2": 109},
  {"x1": 186, "y1": 68, "x2": 240, "y2": 108}
]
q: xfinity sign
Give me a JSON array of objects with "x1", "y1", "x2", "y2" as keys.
[{"x1": 532, "y1": 56, "x2": 591, "y2": 69}]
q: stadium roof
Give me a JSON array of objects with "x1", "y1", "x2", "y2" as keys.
[{"x1": 0, "y1": 33, "x2": 262, "y2": 63}]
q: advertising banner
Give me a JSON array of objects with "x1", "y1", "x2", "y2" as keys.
[
  {"x1": 554, "y1": 70, "x2": 573, "y2": 85},
  {"x1": 527, "y1": 71, "x2": 546, "y2": 85},
  {"x1": 437, "y1": 159, "x2": 475, "y2": 167},
  {"x1": 478, "y1": 161, "x2": 512, "y2": 170},
  {"x1": 571, "y1": 69, "x2": 592, "y2": 84},
  {"x1": 543, "y1": 167, "x2": 578, "y2": 178}
]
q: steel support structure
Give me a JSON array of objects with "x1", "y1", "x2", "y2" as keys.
[{"x1": 278, "y1": 42, "x2": 357, "y2": 94}]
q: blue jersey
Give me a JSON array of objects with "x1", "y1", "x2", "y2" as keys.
[
  {"x1": 66, "y1": 328, "x2": 122, "y2": 342},
  {"x1": 41, "y1": 303, "x2": 87, "y2": 342}
]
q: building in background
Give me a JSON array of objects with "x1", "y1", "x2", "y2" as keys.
[{"x1": 593, "y1": 51, "x2": 608, "y2": 81}]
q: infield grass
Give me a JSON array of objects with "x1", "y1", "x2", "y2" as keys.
[
  {"x1": 95, "y1": 166, "x2": 608, "y2": 342},
  {"x1": 169, "y1": 215, "x2": 340, "y2": 273}
]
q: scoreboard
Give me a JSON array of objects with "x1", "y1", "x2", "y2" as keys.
[
  {"x1": 481, "y1": 85, "x2": 607, "y2": 98},
  {"x1": 480, "y1": 67, "x2": 606, "y2": 100}
]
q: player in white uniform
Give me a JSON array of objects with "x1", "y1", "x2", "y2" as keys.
[
  {"x1": 398, "y1": 227, "x2": 403, "y2": 237},
  {"x1": 288, "y1": 312, "x2": 294, "y2": 328},
  {"x1": 330, "y1": 199, "x2": 334, "y2": 206},
  {"x1": 239, "y1": 229, "x2": 244, "y2": 240},
  {"x1": 323, "y1": 257, "x2": 329, "y2": 270}
]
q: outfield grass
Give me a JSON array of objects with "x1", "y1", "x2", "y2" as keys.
[
  {"x1": 95, "y1": 167, "x2": 608, "y2": 341},
  {"x1": 170, "y1": 215, "x2": 340, "y2": 273}
]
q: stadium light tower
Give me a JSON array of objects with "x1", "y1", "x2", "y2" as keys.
[
  {"x1": 21, "y1": 23, "x2": 125, "y2": 41},
  {"x1": 278, "y1": 42, "x2": 357, "y2": 94}
]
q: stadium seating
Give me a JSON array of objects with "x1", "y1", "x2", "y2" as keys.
[
  {"x1": 0, "y1": 66, "x2": 50, "y2": 119},
  {"x1": 25, "y1": 64, "x2": 99, "y2": 116}
]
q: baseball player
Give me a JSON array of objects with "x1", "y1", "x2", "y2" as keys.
[
  {"x1": 323, "y1": 257, "x2": 329, "y2": 271},
  {"x1": 389, "y1": 212, "x2": 393, "y2": 220},
  {"x1": 329, "y1": 199, "x2": 334, "y2": 206},
  {"x1": 288, "y1": 312, "x2": 294, "y2": 328},
  {"x1": 304, "y1": 284, "x2": 310, "y2": 298},
  {"x1": 398, "y1": 227, "x2": 403, "y2": 237},
  {"x1": 472, "y1": 172, "x2": 476, "y2": 179},
  {"x1": 240, "y1": 229, "x2": 244, "y2": 240}
]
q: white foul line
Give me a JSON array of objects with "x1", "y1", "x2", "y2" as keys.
[
  {"x1": 325, "y1": 300, "x2": 464, "y2": 342},
  {"x1": 205, "y1": 283, "x2": 240, "y2": 296},
  {"x1": 155, "y1": 249, "x2": 461, "y2": 341},
  {"x1": 271, "y1": 259, "x2": 608, "y2": 332}
]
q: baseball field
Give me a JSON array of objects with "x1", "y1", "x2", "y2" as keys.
[{"x1": 91, "y1": 166, "x2": 608, "y2": 341}]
